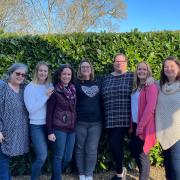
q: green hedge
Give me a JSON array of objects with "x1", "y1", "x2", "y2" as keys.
[{"x1": 0, "y1": 30, "x2": 179, "y2": 175}]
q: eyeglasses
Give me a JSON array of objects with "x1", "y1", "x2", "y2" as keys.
[
  {"x1": 115, "y1": 61, "x2": 127, "y2": 63},
  {"x1": 15, "y1": 72, "x2": 26, "y2": 78}
]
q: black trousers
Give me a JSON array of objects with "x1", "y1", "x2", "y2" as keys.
[
  {"x1": 130, "y1": 123, "x2": 150, "y2": 180},
  {"x1": 108, "y1": 127, "x2": 128, "y2": 174}
]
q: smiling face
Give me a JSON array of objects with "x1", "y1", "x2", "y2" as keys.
[
  {"x1": 137, "y1": 63, "x2": 149, "y2": 81},
  {"x1": 80, "y1": 62, "x2": 92, "y2": 79},
  {"x1": 164, "y1": 60, "x2": 179, "y2": 81},
  {"x1": 37, "y1": 65, "x2": 49, "y2": 84},
  {"x1": 60, "y1": 68, "x2": 72, "y2": 86},
  {"x1": 10, "y1": 68, "x2": 26, "y2": 85},
  {"x1": 113, "y1": 55, "x2": 127, "y2": 73}
]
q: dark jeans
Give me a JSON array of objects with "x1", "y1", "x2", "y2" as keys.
[
  {"x1": 163, "y1": 140, "x2": 180, "y2": 180},
  {"x1": 0, "y1": 145, "x2": 11, "y2": 180},
  {"x1": 130, "y1": 123, "x2": 150, "y2": 180},
  {"x1": 75, "y1": 121, "x2": 102, "y2": 176},
  {"x1": 30, "y1": 124, "x2": 48, "y2": 180},
  {"x1": 51, "y1": 129, "x2": 75, "y2": 180},
  {"x1": 108, "y1": 127, "x2": 128, "y2": 174}
]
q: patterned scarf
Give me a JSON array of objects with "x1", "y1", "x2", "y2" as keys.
[{"x1": 58, "y1": 83, "x2": 76, "y2": 100}]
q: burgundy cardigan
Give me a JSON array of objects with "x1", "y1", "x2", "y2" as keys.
[{"x1": 46, "y1": 84, "x2": 76, "y2": 134}]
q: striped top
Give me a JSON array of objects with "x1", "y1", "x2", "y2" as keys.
[{"x1": 101, "y1": 72, "x2": 134, "y2": 128}]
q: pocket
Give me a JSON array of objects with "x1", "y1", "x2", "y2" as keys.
[{"x1": 54, "y1": 111, "x2": 73, "y2": 129}]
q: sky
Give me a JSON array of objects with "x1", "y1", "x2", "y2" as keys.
[{"x1": 119, "y1": 0, "x2": 180, "y2": 32}]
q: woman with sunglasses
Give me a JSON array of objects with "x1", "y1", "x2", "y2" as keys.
[
  {"x1": 24, "y1": 61, "x2": 53, "y2": 180},
  {"x1": 0, "y1": 63, "x2": 29, "y2": 179}
]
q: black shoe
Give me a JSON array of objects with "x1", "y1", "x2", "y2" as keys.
[{"x1": 110, "y1": 175, "x2": 122, "y2": 180}]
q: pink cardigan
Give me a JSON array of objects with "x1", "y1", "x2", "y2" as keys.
[{"x1": 136, "y1": 83, "x2": 158, "y2": 154}]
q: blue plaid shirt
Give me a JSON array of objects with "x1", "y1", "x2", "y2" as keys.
[{"x1": 101, "y1": 72, "x2": 134, "y2": 128}]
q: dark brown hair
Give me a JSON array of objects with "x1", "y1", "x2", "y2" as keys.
[
  {"x1": 160, "y1": 56, "x2": 180, "y2": 89},
  {"x1": 53, "y1": 64, "x2": 74, "y2": 85}
]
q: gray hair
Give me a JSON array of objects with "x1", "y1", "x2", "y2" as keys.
[{"x1": 3, "y1": 63, "x2": 28, "y2": 81}]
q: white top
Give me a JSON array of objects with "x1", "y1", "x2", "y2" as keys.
[
  {"x1": 24, "y1": 82, "x2": 52, "y2": 125},
  {"x1": 131, "y1": 90, "x2": 140, "y2": 123}
]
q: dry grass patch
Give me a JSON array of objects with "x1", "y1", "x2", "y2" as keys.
[{"x1": 13, "y1": 166, "x2": 165, "y2": 180}]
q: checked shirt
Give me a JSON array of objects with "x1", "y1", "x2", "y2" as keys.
[{"x1": 101, "y1": 72, "x2": 134, "y2": 128}]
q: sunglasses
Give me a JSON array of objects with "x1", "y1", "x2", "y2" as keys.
[{"x1": 15, "y1": 72, "x2": 26, "y2": 78}]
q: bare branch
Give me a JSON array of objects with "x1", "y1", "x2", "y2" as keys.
[{"x1": 0, "y1": 0, "x2": 127, "y2": 34}]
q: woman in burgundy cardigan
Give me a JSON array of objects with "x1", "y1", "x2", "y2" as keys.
[
  {"x1": 130, "y1": 62, "x2": 158, "y2": 180},
  {"x1": 46, "y1": 64, "x2": 76, "y2": 180}
]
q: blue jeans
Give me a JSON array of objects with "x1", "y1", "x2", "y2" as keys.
[
  {"x1": 75, "y1": 121, "x2": 102, "y2": 176},
  {"x1": 0, "y1": 145, "x2": 11, "y2": 180},
  {"x1": 163, "y1": 140, "x2": 180, "y2": 180},
  {"x1": 30, "y1": 124, "x2": 48, "y2": 180},
  {"x1": 51, "y1": 129, "x2": 75, "y2": 180}
]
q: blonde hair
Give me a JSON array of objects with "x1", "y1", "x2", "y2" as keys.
[
  {"x1": 132, "y1": 61, "x2": 152, "y2": 92},
  {"x1": 77, "y1": 59, "x2": 95, "y2": 81},
  {"x1": 32, "y1": 61, "x2": 51, "y2": 84}
]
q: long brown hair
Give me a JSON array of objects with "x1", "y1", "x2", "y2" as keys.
[
  {"x1": 160, "y1": 56, "x2": 180, "y2": 89},
  {"x1": 53, "y1": 64, "x2": 74, "y2": 86},
  {"x1": 77, "y1": 59, "x2": 95, "y2": 80}
]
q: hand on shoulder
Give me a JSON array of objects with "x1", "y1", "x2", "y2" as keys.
[{"x1": 47, "y1": 87, "x2": 54, "y2": 97}]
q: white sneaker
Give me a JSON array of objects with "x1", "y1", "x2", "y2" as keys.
[
  {"x1": 122, "y1": 167, "x2": 127, "y2": 180},
  {"x1": 85, "y1": 176, "x2": 93, "y2": 180},
  {"x1": 79, "y1": 175, "x2": 86, "y2": 180}
]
